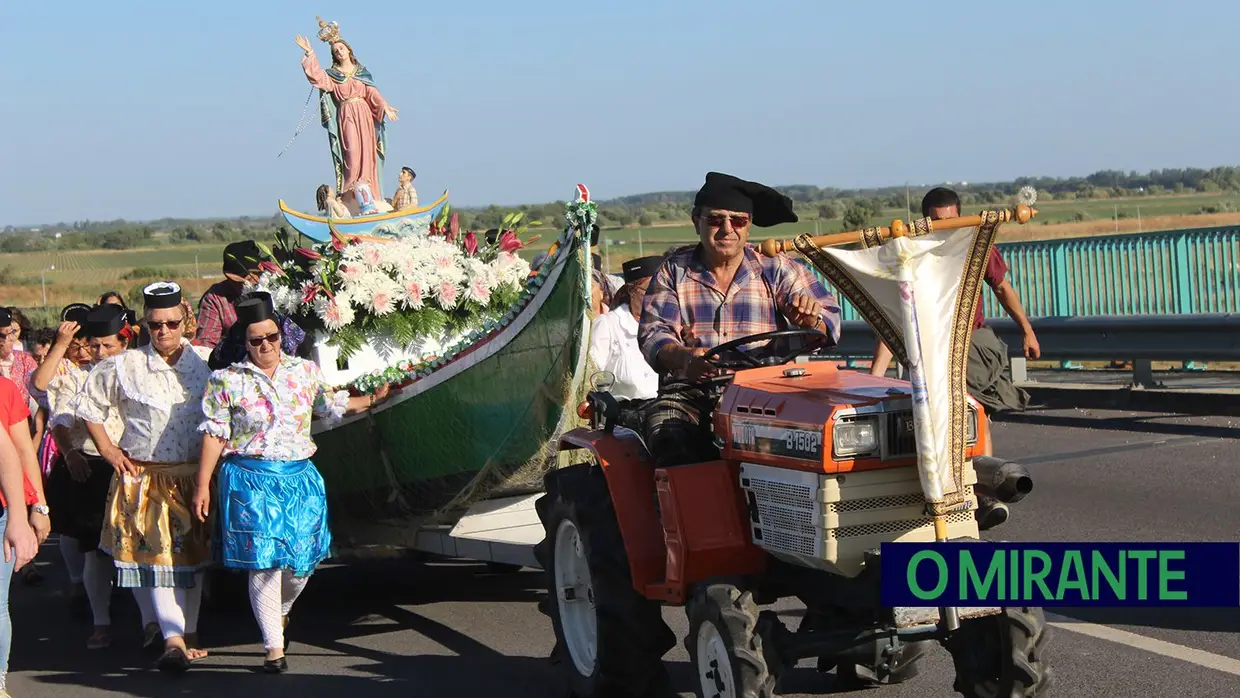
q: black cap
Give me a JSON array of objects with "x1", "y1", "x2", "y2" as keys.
[
  {"x1": 693, "y1": 172, "x2": 798, "y2": 227},
  {"x1": 0, "y1": 308, "x2": 11, "y2": 329},
  {"x1": 621, "y1": 255, "x2": 662, "y2": 283},
  {"x1": 142, "y1": 281, "x2": 182, "y2": 309},
  {"x1": 223, "y1": 240, "x2": 264, "y2": 279},
  {"x1": 60, "y1": 303, "x2": 90, "y2": 323},
  {"x1": 84, "y1": 304, "x2": 127, "y2": 338},
  {"x1": 235, "y1": 291, "x2": 277, "y2": 330}
]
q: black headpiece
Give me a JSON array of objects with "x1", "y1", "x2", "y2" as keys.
[
  {"x1": 223, "y1": 240, "x2": 264, "y2": 279},
  {"x1": 60, "y1": 303, "x2": 91, "y2": 324},
  {"x1": 693, "y1": 172, "x2": 798, "y2": 227},
  {"x1": 621, "y1": 255, "x2": 662, "y2": 283},
  {"x1": 84, "y1": 304, "x2": 127, "y2": 338},
  {"x1": 0, "y1": 308, "x2": 11, "y2": 330},
  {"x1": 142, "y1": 282, "x2": 183, "y2": 310},
  {"x1": 234, "y1": 291, "x2": 277, "y2": 330}
]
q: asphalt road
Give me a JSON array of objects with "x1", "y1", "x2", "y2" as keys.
[{"x1": 9, "y1": 406, "x2": 1240, "y2": 697}]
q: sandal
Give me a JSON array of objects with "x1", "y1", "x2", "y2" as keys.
[
  {"x1": 87, "y1": 628, "x2": 112, "y2": 650},
  {"x1": 156, "y1": 646, "x2": 191, "y2": 674},
  {"x1": 183, "y1": 633, "x2": 208, "y2": 661}
]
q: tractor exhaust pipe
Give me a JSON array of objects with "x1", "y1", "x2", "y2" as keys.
[{"x1": 972, "y1": 456, "x2": 1033, "y2": 504}]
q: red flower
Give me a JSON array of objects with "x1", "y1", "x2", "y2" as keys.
[
  {"x1": 463, "y1": 231, "x2": 478, "y2": 256},
  {"x1": 499, "y1": 230, "x2": 524, "y2": 253},
  {"x1": 329, "y1": 228, "x2": 347, "y2": 252},
  {"x1": 258, "y1": 261, "x2": 285, "y2": 276},
  {"x1": 294, "y1": 247, "x2": 322, "y2": 261},
  {"x1": 449, "y1": 213, "x2": 460, "y2": 240},
  {"x1": 302, "y1": 284, "x2": 321, "y2": 304},
  {"x1": 429, "y1": 220, "x2": 442, "y2": 236}
]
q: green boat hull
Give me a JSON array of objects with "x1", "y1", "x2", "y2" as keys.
[{"x1": 309, "y1": 230, "x2": 594, "y2": 548}]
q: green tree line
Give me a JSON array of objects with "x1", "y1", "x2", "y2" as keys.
[{"x1": 4, "y1": 166, "x2": 1240, "y2": 251}]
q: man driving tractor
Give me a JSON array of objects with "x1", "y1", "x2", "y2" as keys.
[{"x1": 637, "y1": 171, "x2": 843, "y2": 468}]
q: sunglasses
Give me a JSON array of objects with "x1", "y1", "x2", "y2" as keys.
[
  {"x1": 147, "y1": 319, "x2": 181, "y2": 331},
  {"x1": 248, "y1": 332, "x2": 281, "y2": 348},
  {"x1": 705, "y1": 214, "x2": 751, "y2": 230}
]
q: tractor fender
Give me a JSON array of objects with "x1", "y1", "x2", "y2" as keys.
[{"x1": 555, "y1": 427, "x2": 667, "y2": 596}]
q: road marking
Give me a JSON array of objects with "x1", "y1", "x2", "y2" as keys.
[{"x1": 1047, "y1": 613, "x2": 1240, "y2": 677}]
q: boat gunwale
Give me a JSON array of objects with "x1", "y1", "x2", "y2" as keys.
[{"x1": 278, "y1": 189, "x2": 450, "y2": 226}]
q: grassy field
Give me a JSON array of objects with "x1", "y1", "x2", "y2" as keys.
[{"x1": 1, "y1": 192, "x2": 1237, "y2": 319}]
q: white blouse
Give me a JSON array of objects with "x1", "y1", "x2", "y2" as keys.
[
  {"x1": 589, "y1": 306, "x2": 659, "y2": 401},
  {"x1": 49, "y1": 361, "x2": 125, "y2": 457},
  {"x1": 74, "y1": 339, "x2": 214, "y2": 464}
]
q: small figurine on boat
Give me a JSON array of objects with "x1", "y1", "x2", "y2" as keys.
[{"x1": 279, "y1": 16, "x2": 448, "y2": 243}]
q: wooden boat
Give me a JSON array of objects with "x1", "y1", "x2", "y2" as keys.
[
  {"x1": 306, "y1": 207, "x2": 595, "y2": 552},
  {"x1": 277, "y1": 189, "x2": 451, "y2": 243}
]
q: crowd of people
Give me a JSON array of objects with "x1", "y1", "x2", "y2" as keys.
[
  {"x1": 0, "y1": 175, "x2": 1042, "y2": 693},
  {"x1": 0, "y1": 241, "x2": 394, "y2": 691}
]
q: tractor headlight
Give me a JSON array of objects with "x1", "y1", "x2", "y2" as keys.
[
  {"x1": 967, "y1": 407, "x2": 978, "y2": 445},
  {"x1": 833, "y1": 416, "x2": 878, "y2": 458}
]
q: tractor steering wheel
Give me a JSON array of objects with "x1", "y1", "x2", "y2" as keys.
[{"x1": 695, "y1": 328, "x2": 834, "y2": 386}]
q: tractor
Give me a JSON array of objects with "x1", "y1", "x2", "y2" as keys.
[{"x1": 534, "y1": 328, "x2": 1052, "y2": 698}]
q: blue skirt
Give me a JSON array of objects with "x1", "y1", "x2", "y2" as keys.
[{"x1": 215, "y1": 455, "x2": 333, "y2": 576}]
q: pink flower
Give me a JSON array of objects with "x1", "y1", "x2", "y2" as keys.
[
  {"x1": 294, "y1": 247, "x2": 322, "y2": 261},
  {"x1": 363, "y1": 247, "x2": 382, "y2": 266},
  {"x1": 405, "y1": 281, "x2": 423, "y2": 300},
  {"x1": 301, "y1": 283, "x2": 321, "y2": 304},
  {"x1": 438, "y1": 281, "x2": 459, "y2": 306},
  {"x1": 463, "y1": 231, "x2": 478, "y2": 256},
  {"x1": 499, "y1": 230, "x2": 524, "y2": 253},
  {"x1": 448, "y1": 213, "x2": 460, "y2": 242},
  {"x1": 372, "y1": 292, "x2": 393, "y2": 315},
  {"x1": 330, "y1": 228, "x2": 347, "y2": 252},
  {"x1": 339, "y1": 263, "x2": 364, "y2": 282},
  {"x1": 258, "y1": 261, "x2": 285, "y2": 276},
  {"x1": 471, "y1": 278, "x2": 492, "y2": 304},
  {"x1": 323, "y1": 300, "x2": 343, "y2": 325}
]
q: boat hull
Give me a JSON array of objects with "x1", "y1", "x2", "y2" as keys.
[
  {"x1": 278, "y1": 190, "x2": 450, "y2": 243},
  {"x1": 309, "y1": 229, "x2": 593, "y2": 548}
]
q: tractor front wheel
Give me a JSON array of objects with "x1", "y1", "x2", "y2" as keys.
[
  {"x1": 946, "y1": 606, "x2": 1054, "y2": 697},
  {"x1": 534, "y1": 463, "x2": 676, "y2": 698},
  {"x1": 685, "y1": 584, "x2": 778, "y2": 698}
]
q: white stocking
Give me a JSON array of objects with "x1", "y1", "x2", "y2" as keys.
[
  {"x1": 150, "y1": 587, "x2": 186, "y2": 639},
  {"x1": 131, "y1": 588, "x2": 156, "y2": 627},
  {"x1": 247, "y1": 570, "x2": 284, "y2": 651},
  {"x1": 82, "y1": 552, "x2": 113, "y2": 626},
  {"x1": 280, "y1": 571, "x2": 310, "y2": 617},
  {"x1": 58, "y1": 536, "x2": 84, "y2": 584}
]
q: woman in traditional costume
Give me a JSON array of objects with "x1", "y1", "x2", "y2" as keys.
[
  {"x1": 295, "y1": 18, "x2": 398, "y2": 211},
  {"x1": 46, "y1": 304, "x2": 134, "y2": 649},
  {"x1": 29, "y1": 305, "x2": 93, "y2": 606},
  {"x1": 193, "y1": 292, "x2": 391, "y2": 673},
  {"x1": 74, "y1": 282, "x2": 215, "y2": 673}
]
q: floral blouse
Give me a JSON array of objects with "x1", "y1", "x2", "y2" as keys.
[
  {"x1": 48, "y1": 361, "x2": 125, "y2": 457},
  {"x1": 74, "y1": 339, "x2": 214, "y2": 464},
  {"x1": 198, "y1": 355, "x2": 349, "y2": 462},
  {"x1": 0, "y1": 351, "x2": 39, "y2": 412}
]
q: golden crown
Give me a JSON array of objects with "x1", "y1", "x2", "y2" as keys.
[{"x1": 316, "y1": 16, "x2": 342, "y2": 43}]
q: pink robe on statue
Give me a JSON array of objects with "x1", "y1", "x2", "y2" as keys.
[{"x1": 301, "y1": 53, "x2": 390, "y2": 198}]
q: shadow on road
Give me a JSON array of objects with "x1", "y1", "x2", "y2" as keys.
[{"x1": 10, "y1": 551, "x2": 573, "y2": 697}]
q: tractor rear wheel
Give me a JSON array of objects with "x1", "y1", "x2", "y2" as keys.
[
  {"x1": 534, "y1": 463, "x2": 676, "y2": 698},
  {"x1": 946, "y1": 606, "x2": 1054, "y2": 697},
  {"x1": 685, "y1": 584, "x2": 777, "y2": 698}
]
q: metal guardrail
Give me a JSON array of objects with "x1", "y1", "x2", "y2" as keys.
[
  {"x1": 812, "y1": 225, "x2": 1240, "y2": 322},
  {"x1": 825, "y1": 314, "x2": 1240, "y2": 389}
]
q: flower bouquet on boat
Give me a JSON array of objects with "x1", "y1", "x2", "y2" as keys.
[{"x1": 246, "y1": 205, "x2": 539, "y2": 392}]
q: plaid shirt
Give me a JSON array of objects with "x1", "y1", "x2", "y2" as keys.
[
  {"x1": 639, "y1": 244, "x2": 842, "y2": 369},
  {"x1": 193, "y1": 280, "x2": 240, "y2": 349}
]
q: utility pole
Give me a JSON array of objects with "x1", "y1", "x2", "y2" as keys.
[
  {"x1": 905, "y1": 182, "x2": 912, "y2": 220},
  {"x1": 638, "y1": 229, "x2": 643, "y2": 256},
  {"x1": 41, "y1": 265, "x2": 54, "y2": 308}
]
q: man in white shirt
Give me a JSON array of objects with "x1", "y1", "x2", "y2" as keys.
[{"x1": 588, "y1": 255, "x2": 663, "y2": 401}]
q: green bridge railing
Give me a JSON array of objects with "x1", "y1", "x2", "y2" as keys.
[{"x1": 817, "y1": 224, "x2": 1240, "y2": 322}]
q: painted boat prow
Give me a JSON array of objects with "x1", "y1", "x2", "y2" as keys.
[{"x1": 278, "y1": 189, "x2": 450, "y2": 242}]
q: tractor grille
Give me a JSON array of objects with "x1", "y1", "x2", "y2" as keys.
[
  {"x1": 885, "y1": 410, "x2": 916, "y2": 458},
  {"x1": 828, "y1": 492, "x2": 924, "y2": 513},
  {"x1": 740, "y1": 467, "x2": 818, "y2": 557},
  {"x1": 827, "y1": 509, "x2": 976, "y2": 539}
]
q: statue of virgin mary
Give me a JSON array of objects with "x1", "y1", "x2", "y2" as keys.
[{"x1": 295, "y1": 18, "x2": 399, "y2": 215}]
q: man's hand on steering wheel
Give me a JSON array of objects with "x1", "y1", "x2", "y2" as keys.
[{"x1": 681, "y1": 347, "x2": 729, "y2": 382}]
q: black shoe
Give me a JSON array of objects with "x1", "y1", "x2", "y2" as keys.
[{"x1": 263, "y1": 656, "x2": 288, "y2": 674}]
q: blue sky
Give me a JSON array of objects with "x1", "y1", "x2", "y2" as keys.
[{"x1": 5, "y1": 0, "x2": 1239, "y2": 226}]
